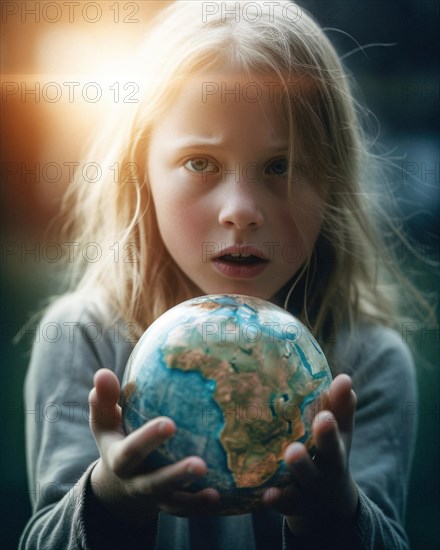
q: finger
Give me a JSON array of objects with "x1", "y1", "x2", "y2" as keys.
[
  {"x1": 159, "y1": 488, "x2": 221, "y2": 517},
  {"x1": 109, "y1": 416, "x2": 176, "y2": 478},
  {"x1": 262, "y1": 485, "x2": 303, "y2": 516},
  {"x1": 313, "y1": 411, "x2": 346, "y2": 474},
  {"x1": 284, "y1": 442, "x2": 319, "y2": 489},
  {"x1": 131, "y1": 456, "x2": 208, "y2": 496},
  {"x1": 89, "y1": 369, "x2": 122, "y2": 436},
  {"x1": 262, "y1": 486, "x2": 283, "y2": 508},
  {"x1": 262, "y1": 442, "x2": 318, "y2": 516},
  {"x1": 328, "y1": 374, "x2": 357, "y2": 434},
  {"x1": 281, "y1": 443, "x2": 319, "y2": 515}
]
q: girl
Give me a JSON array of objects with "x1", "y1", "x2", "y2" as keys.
[{"x1": 21, "y1": 1, "x2": 424, "y2": 548}]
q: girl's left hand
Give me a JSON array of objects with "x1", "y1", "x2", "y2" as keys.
[{"x1": 263, "y1": 374, "x2": 359, "y2": 534}]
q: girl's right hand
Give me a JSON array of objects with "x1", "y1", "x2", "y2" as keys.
[{"x1": 88, "y1": 368, "x2": 220, "y2": 527}]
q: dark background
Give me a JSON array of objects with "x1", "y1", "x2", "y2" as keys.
[{"x1": 1, "y1": 1, "x2": 439, "y2": 548}]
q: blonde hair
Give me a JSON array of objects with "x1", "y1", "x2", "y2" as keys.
[{"x1": 59, "y1": 0, "x2": 431, "y2": 351}]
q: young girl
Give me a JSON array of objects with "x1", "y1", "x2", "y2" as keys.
[{"x1": 21, "y1": 1, "x2": 423, "y2": 548}]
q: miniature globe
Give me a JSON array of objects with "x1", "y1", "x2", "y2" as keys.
[{"x1": 120, "y1": 294, "x2": 332, "y2": 514}]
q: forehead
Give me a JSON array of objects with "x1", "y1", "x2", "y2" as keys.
[
  {"x1": 152, "y1": 71, "x2": 289, "y2": 144},
  {"x1": 193, "y1": 71, "x2": 285, "y2": 103}
]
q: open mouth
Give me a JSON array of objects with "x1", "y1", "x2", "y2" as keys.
[
  {"x1": 212, "y1": 248, "x2": 270, "y2": 279},
  {"x1": 218, "y1": 253, "x2": 268, "y2": 265}
]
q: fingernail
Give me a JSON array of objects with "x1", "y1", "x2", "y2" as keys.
[
  {"x1": 317, "y1": 411, "x2": 334, "y2": 424},
  {"x1": 285, "y1": 442, "x2": 304, "y2": 462},
  {"x1": 202, "y1": 488, "x2": 220, "y2": 503},
  {"x1": 263, "y1": 487, "x2": 281, "y2": 507},
  {"x1": 158, "y1": 420, "x2": 170, "y2": 435},
  {"x1": 186, "y1": 463, "x2": 199, "y2": 475}
]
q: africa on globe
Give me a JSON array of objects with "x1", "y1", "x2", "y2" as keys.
[{"x1": 120, "y1": 294, "x2": 332, "y2": 514}]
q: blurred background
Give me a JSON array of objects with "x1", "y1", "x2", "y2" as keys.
[{"x1": 1, "y1": 1, "x2": 438, "y2": 548}]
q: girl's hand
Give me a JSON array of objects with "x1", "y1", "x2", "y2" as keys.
[
  {"x1": 262, "y1": 374, "x2": 359, "y2": 534},
  {"x1": 88, "y1": 368, "x2": 220, "y2": 527}
]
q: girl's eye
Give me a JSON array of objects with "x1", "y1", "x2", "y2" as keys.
[
  {"x1": 184, "y1": 158, "x2": 217, "y2": 173},
  {"x1": 266, "y1": 158, "x2": 288, "y2": 176}
]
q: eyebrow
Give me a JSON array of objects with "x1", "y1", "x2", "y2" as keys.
[{"x1": 170, "y1": 136, "x2": 288, "y2": 152}]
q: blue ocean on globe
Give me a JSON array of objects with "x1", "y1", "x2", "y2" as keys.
[{"x1": 121, "y1": 294, "x2": 332, "y2": 514}]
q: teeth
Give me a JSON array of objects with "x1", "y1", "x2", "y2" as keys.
[{"x1": 230, "y1": 252, "x2": 251, "y2": 257}]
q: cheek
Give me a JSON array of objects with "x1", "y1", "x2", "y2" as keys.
[
  {"x1": 294, "y1": 203, "x2": 322, "y2": 237},
  {"x1": 156, "y1": 195, "x2": 210, "y2": 250},
  {"x1": 149, "y1": 167, "x2": 198, "y2": 234},
  {"x1": 282, "y1": 190, "x2": 323, "y2": 253}
]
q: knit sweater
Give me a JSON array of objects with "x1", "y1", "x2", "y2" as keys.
[{"x1": 19, "y1": 294, "x2": 416, "y2": 549}]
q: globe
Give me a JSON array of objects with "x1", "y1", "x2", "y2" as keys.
[{"x1": 120, "y1": 294, "x2": 332, "y2": 514}]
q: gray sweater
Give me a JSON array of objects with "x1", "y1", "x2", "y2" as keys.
[{"x1": 19, "y1": 294, "x2": 416, "y2": 549}]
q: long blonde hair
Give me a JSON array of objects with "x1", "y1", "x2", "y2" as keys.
[{"x1": 59, "y1": 0, "x2": 432, "y2": 350}]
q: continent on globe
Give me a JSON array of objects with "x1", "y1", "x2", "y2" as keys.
[{"x1": 121, "y1": 294, "x2": 332, "y2": 514}]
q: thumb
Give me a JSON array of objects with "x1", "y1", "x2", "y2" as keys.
[{"x1": 89, "y1": 368, "x2": 123, "y2": 435}]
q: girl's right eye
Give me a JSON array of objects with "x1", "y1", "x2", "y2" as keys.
[{"x1": 184, "y1": 158, "x2": 217, "y2": 173}]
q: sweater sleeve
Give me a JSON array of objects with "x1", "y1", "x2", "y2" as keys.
[
  {"x1": 19, "y1": 295, "x2": 157, "y2": 549},
  {"x1": 283, "y1": 325, "x2": 417, "y2": 550}
]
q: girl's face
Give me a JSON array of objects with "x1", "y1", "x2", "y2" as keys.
[{"x1": 147, "y1": 71, "x2": 323, "y2": 303}]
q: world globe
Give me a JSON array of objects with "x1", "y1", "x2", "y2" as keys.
[{"x1": 120, "y1": 294, "x2": 332, "y2": 514}]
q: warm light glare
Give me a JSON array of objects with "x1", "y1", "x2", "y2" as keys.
[
  {"x1": 2, "y1": 25, "x2": 152, "y2": 209},
  {"x1": 37, "y1": 27, "x2": 140, "y2": 77}
]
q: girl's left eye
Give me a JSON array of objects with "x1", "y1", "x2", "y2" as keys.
[
  {"x1": 266, "y1": 158, "x2": 288, "y2": 176},
  {"x1": 184, "y1": 158, "x2": 217, "y2": 173}
]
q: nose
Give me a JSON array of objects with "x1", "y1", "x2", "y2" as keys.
[{"x1": 218, "y1": 179, "x2": 264, "y2": 231}]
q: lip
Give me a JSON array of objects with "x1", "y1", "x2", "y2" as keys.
[
  {"x1": 211, "y1": 244, "x2": 269, "y2": 279},
  {"x1": 212, "y1": 244, "x2": 270, "y2": 261}
]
